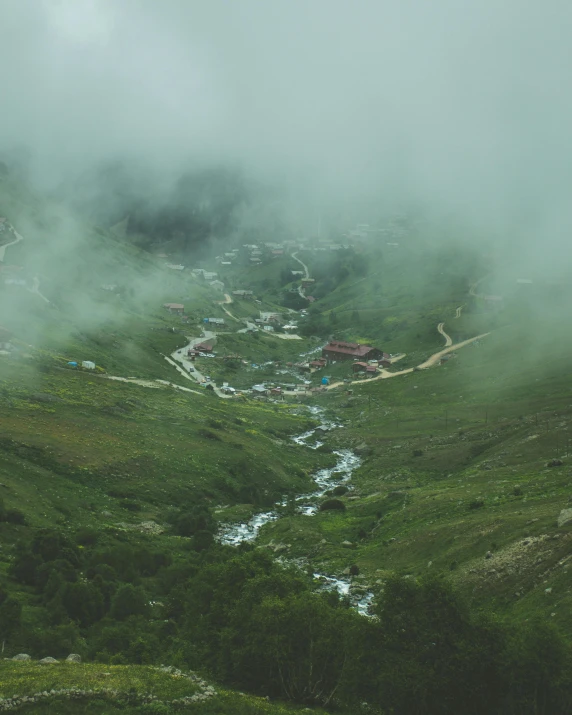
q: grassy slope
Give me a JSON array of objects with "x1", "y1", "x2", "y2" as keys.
[
  {"x1": 0, "y1": 662, "x2": 332, "y2": 714},
  {"x1": 256, "y1": 294, "x2": 572, "y2": 634}
]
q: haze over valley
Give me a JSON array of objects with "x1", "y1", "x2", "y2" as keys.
[{"x1": 1, "y1": 2, "x2": 572, "y2": 713}]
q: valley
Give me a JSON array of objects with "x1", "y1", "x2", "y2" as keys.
[{"x1": 1, "y1": 175, "x2": 572, "y2": 713}]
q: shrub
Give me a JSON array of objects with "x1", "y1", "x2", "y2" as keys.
[
  {"x1": 331, "y1": 485, "x2": 349, "y2": 497},
  {"x1": 319, "y1": 499, "x2": 346, "y2": 512},
  {"x1": 469, "y1": 498, "x2": 485, "y2": 510}
]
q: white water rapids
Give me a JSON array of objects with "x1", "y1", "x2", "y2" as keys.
[{"x1": 218, "y1": 406, "x2": 375, "y2": 615}]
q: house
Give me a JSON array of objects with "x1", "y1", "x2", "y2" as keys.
[
  {"x1": 165, "y1": 263, "x2": 185, "y2": 270},
  {"x1": 322, "y1": 341, "x2": 383, "y2": 362},
  {"x1": 82, "y1": 361, "x2": 96, "y2": 370},
  {"x1": 263, "y1": 325, "x2": 274, "y2": 332},
  {"x1": 301, "y1": 278, "x2": 315, "y2": 288},
  {"x1": 195, "y1": 342, "x2": 213, "y2": 353},
  {"x1": 291, "y1": 271, "x2": 304, "y2": 277},
  {"x1": 232, "y1": 290, "x2": 254, "y2": 298},
  {"x1": 251, "y1": 384, "x2": 268, "y2": 395},
  {"x1": 208, "y1": 279, "x2": 225, "y2": 292},
  {"x1": 260, "y1": 311, "x2": 281, "y2": 322},
  {"x1": 310, "y1": 359, "x2": 327, "y2": 369},
  {"x1": 163, "y1": 303, "x2": 185, "y2": 314},
  {"x1": 271, "y1": 250, "x2": 284, "y2": 257},
  {"x1": 204, "y1": 317, "x2": 225, "y2": 326},
  {"x1": 366, "y1": 365, "x2": 377, "y2": 375},
  {"x1": 101, "y1": 284, "x2": 117, "y2": 291},
  {"x1": 352, "y1": 361, "x2": 369, "y2": 373},
  {"x1": 250, "y1": 258, "x2": 262, "y2": 264}
]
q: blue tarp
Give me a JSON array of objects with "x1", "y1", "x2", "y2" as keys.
[{"x1": 67, "y1": 361, "x2": 78, "y2": 367}]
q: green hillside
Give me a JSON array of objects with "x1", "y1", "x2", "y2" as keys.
[{"x1": 2, "y1": 174, "x2": 572, "y2": 713}]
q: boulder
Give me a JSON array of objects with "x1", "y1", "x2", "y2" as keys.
[
  {"x1": 485, "y1": 551, "x2": 493, "y2": 559},
  {"x1": 354, "y1": 442, "x2": 372, "y2": 456},
  {"x1": 557, "y1": 509, "x2": 572, "y2": 528},
  {"x1": 341, "y1": 540, "x2": 355, "y2": 548},
  {"x1": 12, "y1": 653, "x2": 31, "y2": 661},
  {"x1": 39, "y1": 657, "x2": 58, "y2": 664},
  {"x1": 66, "y1": 654, "x2": 81, "y2": 663}
]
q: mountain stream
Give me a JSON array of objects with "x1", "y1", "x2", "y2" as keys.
[{"x1": 219, "y1": 406, "x2": 375, "y2": 615}]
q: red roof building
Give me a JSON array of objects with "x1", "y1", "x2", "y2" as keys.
[
  {"x1": 195, "y1": 343, "x2": 213, "y2": 353},
  {"x1": 322, "y1": 341, "x2": 383, "y2": 362},
  {"x1": 351, "y1": 361, "x2": 369, "y2": 372}
]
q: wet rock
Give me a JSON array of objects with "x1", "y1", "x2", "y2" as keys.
[
  {"x1": 354, "y1": 442, "x2": 372, "y2": 456},
  {"x1": 557, "y1": 509, "x2": 572, "y2": 527},
  {"x1": 39, "y1": 657, "x2": 58, "y2": 664},
  {"x1": 66, "y1": 654, "x2": 81, "y2": 663},
  {"x1": 12, "y1": 654, "x2": 31, "y2": 661}
]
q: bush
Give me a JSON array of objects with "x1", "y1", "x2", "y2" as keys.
[
  {"x1": 469, "y1": 498, "x2": 485, "y2": 510},
  {"x1": 319, "y1": 498, "x2": 346, "y2": 512},
  {"x1": 331, "y1": 485, "x2": 349, "y2": 497}
]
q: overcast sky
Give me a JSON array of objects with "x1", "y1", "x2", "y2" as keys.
[{"x1": 2, "y1": 0, "x2": 572, "y2": 262}]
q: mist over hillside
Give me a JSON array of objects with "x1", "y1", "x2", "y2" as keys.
[{"x1": 3, "y1": 3, "x2": 572, "y2": 714}]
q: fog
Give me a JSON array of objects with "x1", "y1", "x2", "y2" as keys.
[{"x1": 2, "y1": 0, "x2": 572, "y2": 322}]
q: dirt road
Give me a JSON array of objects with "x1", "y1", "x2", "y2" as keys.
[
  {"x1": 217, "y1": 293, "x2": 239, "y2": 321},
  {"x1": 101, "y1": 375, "x2": 203, "y2": 396},
  {"x1": 292, "y1": 252, "x2": 310, "y2": 300},
  {"x1": 0, "y1": 227, "x2": 23, "y2": 262},
  {"x1": 327, "y1": 332, "x2": 490, "y2": 390},
  {"x1": 437, "y1": 322, "x2": 452, "y2": 347}
]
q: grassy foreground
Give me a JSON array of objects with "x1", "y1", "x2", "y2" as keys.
[{"x1": 0, "y1": 661, "x2": 330, "y2": 713}]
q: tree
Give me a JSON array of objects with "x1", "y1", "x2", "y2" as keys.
[{"x1": 110, "y1": 584, "x2": 148, "y2": 620}]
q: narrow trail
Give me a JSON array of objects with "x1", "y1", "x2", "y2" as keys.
[
  {"x1": 469, "y1": 276, "x2": 488, "y2": 298},
  {"x1": 100, "y1": 375, "x2": 203, "y2": 396},
  {"x1": 437, "y1": 322, "x2": 453, "y2": 347},
  {"x1": 291, "y1": 252, "x2": 309, "y2": 279},
  {"x1": 27, "y1": 276, "x2": 50, "y2": 304},
  {"x1": 291, "y1": 251, "x2": 310, "y2": 300},
  {"x1": 217, "y1": 293, "x2": 239, "y2": 321},
  {"x1": 0, "y1": 227, "x2": 23, "y2": 262}
]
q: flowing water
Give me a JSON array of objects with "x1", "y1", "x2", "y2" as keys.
[{"x1": 218, "y1": 406, "x2": 375, "y2": 615}]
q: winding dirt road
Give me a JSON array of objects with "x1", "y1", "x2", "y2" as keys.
[
  {"x1": 217, "y1": 293, "x2": 239, "y2": 321},
  {"x1": 291, "y1": 252, "x2": 310, "y2": 300},
  {"x1": 0, "y1": 226, "x2": 23, "y2": 262},
  {"x1": 437, "y1": 322, "x2": 452, "y2": 347}
]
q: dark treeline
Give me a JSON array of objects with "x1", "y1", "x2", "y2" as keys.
[{"x1": 1, "y1": 506, "x2": 571, "y2": 715}]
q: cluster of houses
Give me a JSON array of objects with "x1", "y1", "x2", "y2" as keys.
[{"x1": 190, "y1": 269, "x2": 225, "y2": 292}]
